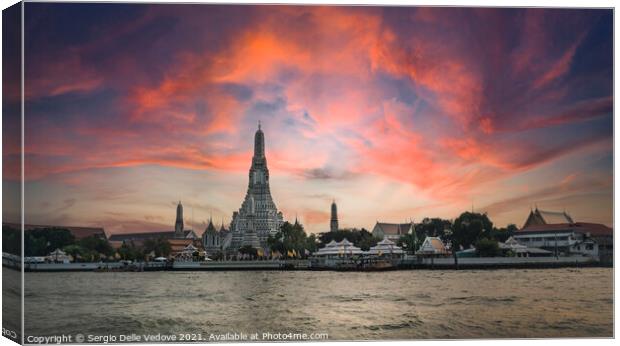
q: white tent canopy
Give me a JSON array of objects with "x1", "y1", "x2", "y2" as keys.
[
  {"x1": 49, "y1": 248, "x2": 66, "y2": 256},
  {"x1": 314, "y1": 238, "x2": 364, "y2": 256},
  {"x1": 368, "y1": 238, "x2": 404, "y2": 255},
  {"x1": 416, "y1": 237, "x2": 448, "y2": 255},
  {"x1": 48, "y1": 248, "x2": 71, "y2": 263}
]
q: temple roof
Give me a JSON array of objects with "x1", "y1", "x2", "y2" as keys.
[
  {"x1": 204, "y1": 219, "x2": 217, "y2": 234},
  {"x1": 373, "y1": 222, "x2": 412, "y2": 235},
  {"x1": 108, "y1": 230, "x2": 194, "y2": 242},
  {"x1": 518, "y1": 222, "x2": 612, "y2": 237},
  {"x1": 537, "y1": 209, "x2": 574, "y2": 224},
  {"x1": 522, "y1": 208, "x2": 574, "y2": 228}
]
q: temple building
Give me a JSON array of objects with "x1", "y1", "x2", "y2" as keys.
[
  {"x1": 372, "y1": 222, "x2": 414, "y2": 242},
  {"x1": 330, "y1": 200, "x2": 339, "y2": 232},
  {"x1": 230, "y1": 123, "x2": 284, "y2": 252},
  {"x1": 515, "y1": 208, "x2": 613, "y2": 262},
  {"x1": 202, "y1": 218, "x2": 220, "y2": 256},
  {"x1": 108, "y1": 201, "x2": 198, "y2": 246},
  {"x1": 522, "y1": 207, "x2": 574, "y2": 229}
]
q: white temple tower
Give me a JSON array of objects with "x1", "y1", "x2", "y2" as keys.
[{"x1": 231, "y1": 123, "x2": 283, "y2": 250}]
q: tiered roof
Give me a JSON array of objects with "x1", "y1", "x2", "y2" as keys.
[
  {"x1": 415, "y1": 237, "x2": 447, "y2": 255},
  {"x1": 314, "y1": 238, "x2": 364, "y2": 256},
  {"x1": 373, "y1": 222, "x2": 412, "y2": 236},
  {"x1": 522, "y1": 208, "x2": 574, "y2": 228},
  {"x1": 368, "y1": 238, "x2": 404, "y2": 255}
]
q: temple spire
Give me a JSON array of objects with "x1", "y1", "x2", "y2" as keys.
[
  {"x1": 330, "y1": 200, "x2": 339, "y2": 232},
  {"x1": 174, "y1": 201, "x2": 184, "y2": 238},
  {"x1": 254, "y1": 121, "x2": 265, "y2": 158}
]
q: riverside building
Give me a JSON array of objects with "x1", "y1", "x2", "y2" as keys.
[{"x1": 108, "y1": 201, "x2": 199, "y2": 246}]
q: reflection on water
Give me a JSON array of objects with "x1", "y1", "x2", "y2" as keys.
[{"x1": 24, "y1": 268, "x2": 612, "y2": 340}]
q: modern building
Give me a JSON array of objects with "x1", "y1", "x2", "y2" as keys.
[
  {"x1": 330, "y1": 200, "x2": 339, "y2": 232},
  {"x1": 230, "y1": 123, "x2": 284, "y2": 251},
  {"x1": 371, "y1": 222, "x2": 413, "y2": 242}
]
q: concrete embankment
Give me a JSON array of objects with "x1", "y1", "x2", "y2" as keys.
[
  {"x1": 400, "y1": 256, "x2": 602, "y2": 270},
  {"x1": 15, "y1": 260, "x2": 308, "y2": 272},
  {"x1": 8, "y1": 256, "x2": 605, "y2": 272}
]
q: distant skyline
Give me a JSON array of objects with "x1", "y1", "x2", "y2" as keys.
[{"x1": 4, "y1": 5, "x2": 613, "y2": 234}]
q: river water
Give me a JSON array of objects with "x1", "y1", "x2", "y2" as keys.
[{"x1": 20, "y1": 268, "x2": 612, "y2": 341}]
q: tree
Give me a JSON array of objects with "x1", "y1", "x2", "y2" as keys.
[
  {"x1": 142, "y1": 237, "x2": 172, "y2": 258},
  {"x1": 450, "y1": 212, "x2": 493, "y2": 250},
  {"x1": 317, "y1": 228, "x2": 379, "y2": 251},
  {"x1": 397, "y1": 233, "x2": 418, "y2": 254},
  {"x1": 2, "y1": 225, "x2": 21, "y2": 255},
  {"x1": 117, "y1": 241, "x2": 143, "y2": 261},
  {"x1": 490, "y1": 223, "x2": 518, "y2": 242},
  {"x1": 305, "y1": 234, "x2": 318, "y2": 253},
  {"x1": 79, "y1": 236, "x2": 114, "y2": 257},
  {"x1": 238, "y1": 245, "x2": 258, "y2": 259},
  {"x1": 62, "y1": 244, "x2": 87, "y2": 261},
  {"x1": 475, "y1": 238, "x2": 501, "y2": 257},
  {"x1": 415, "y1": 218, "x2": 453, "y2": 240},
  {"x1": 268, "y1": 221, "x2": 314, "y2": 257},
  {"x1": 24, "y1": 228, "x2": 75, "y2": 256}
]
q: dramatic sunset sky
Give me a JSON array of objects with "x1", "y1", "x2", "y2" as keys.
[{"x1": 5, "y1": 4, "x2": 613, "y2": 234}]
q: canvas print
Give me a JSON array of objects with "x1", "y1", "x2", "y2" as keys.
[{"x1": 1, "y1": 2, "x2": 614, "y2": 344}]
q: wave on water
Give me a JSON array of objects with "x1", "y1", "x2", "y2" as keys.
[{"x1": 22, "y1": 269, "x2": 613, "y2": 340}]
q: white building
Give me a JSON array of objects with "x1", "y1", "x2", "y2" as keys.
[
  {"x1": 312, "y1": 238, "x2": 364, "y2": 267},
  {"x1": 513, "y1": 222, "x2": 612, "y2": 258}
]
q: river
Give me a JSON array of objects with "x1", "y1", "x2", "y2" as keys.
[{"x1": 18, "y1": 268, "x2": 613, "y2": 341}]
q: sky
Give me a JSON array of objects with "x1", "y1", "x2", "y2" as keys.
[{"x1": 3, "y1": 4, "x2": 613, "y2": 235}]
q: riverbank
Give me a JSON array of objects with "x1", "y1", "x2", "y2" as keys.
[{"x1": 5, "y1": 255, "x2": 606, "y2": 272}]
